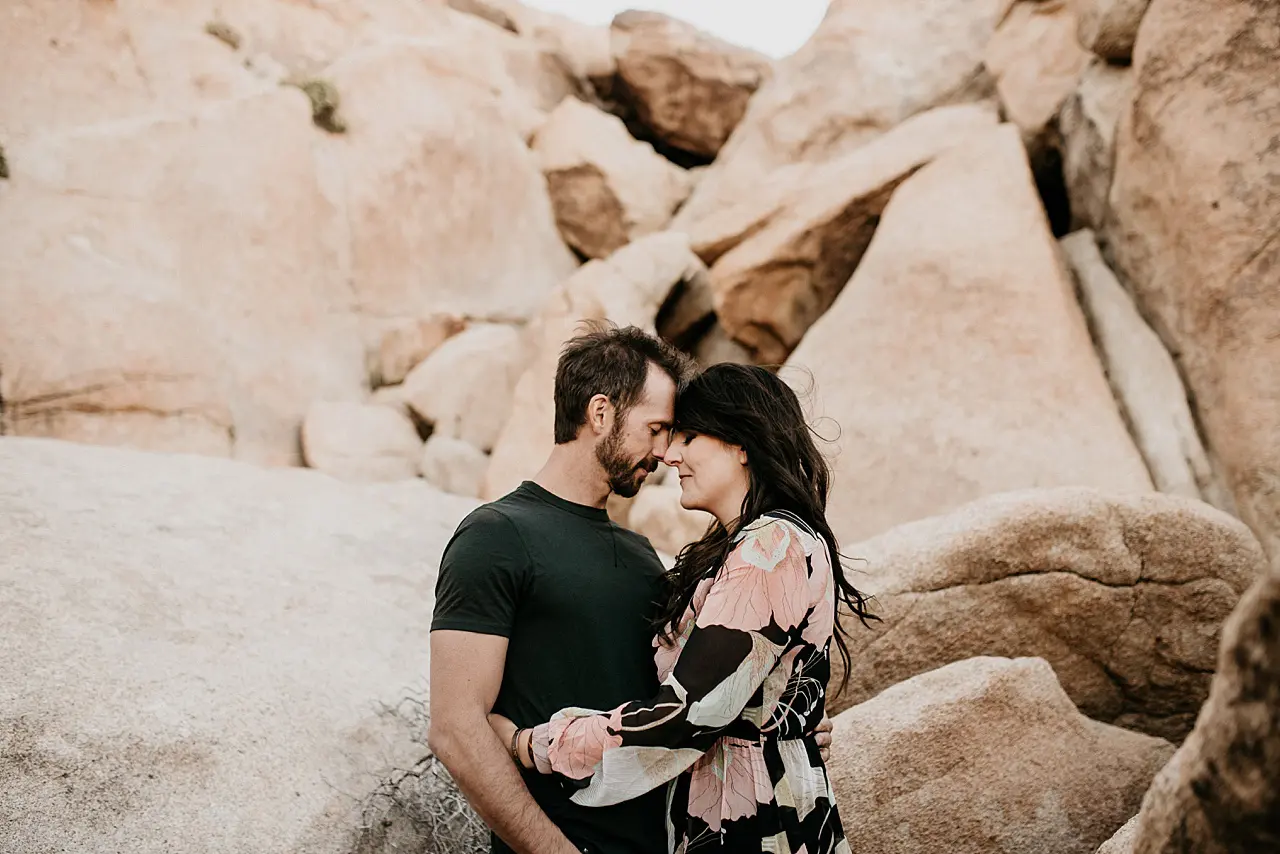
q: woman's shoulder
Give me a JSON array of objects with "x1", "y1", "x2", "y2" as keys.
[{"x1": 734, "y1": 511, "x2": 820, "y2": 554}]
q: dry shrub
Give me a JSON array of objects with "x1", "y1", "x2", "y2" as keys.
[{"x1": 352, "y1": 696, "x2": 488, "y2": 854}]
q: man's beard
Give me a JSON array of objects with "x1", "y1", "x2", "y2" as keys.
[{"x1": 596, "y1": 425, "x2": 657, "y2": 498}]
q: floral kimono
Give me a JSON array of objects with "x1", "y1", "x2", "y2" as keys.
[{"x1": 529, "y1": 512, "x2": 850, "y2": 853}]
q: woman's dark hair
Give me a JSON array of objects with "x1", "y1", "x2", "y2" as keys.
[{"x1": 654, "y1": 363, "x2": 877, "y2": 695}]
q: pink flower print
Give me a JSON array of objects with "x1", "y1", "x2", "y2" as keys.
[
  {"x1": 686, "y1": 744, "x2": 772, "y2": 833},
  {"x1": 546, "y1": 708, "x2": 624, "y2": 780},
  {"x1": 699, "y1": 522, "x2": 810, "y2": 632},
  {"x1": 654, "y1": 576, "x2": 713, "y2": 680}
]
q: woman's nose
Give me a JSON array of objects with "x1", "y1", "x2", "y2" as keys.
[{"x1": 661, "y1": 446, "x2": 681, "y2": 465}]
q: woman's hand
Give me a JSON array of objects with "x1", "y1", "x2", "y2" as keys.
[
  {"x1": 488, "y1": 713, "x2": 535, "y2": 770},
  {"x1": 814, "y1": 714, "x2": 833, "y2": 764}
]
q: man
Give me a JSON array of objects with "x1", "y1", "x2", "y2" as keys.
[{"x1": 429, "y1": 323, "x2": 829, "y2": 854}]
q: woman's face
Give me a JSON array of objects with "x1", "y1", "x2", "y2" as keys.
[{"x1": 662, "y1": 430, "x2": 750, "y2": 525}]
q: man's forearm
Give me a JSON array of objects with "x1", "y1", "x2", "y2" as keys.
[{"x1": 432, "y1": 717, "x2": 577, "y2": 854}]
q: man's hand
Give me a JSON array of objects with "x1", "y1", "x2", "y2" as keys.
[
  {"x1": 429, "y1": 630, "x2": 579, "y2": 854},
  {"x1": 814, "y1": 713, "x2": 834, "y2": 764}
]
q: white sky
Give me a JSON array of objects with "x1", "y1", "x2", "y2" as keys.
[{"x1": 523, "y1": 0, "x2": 830, "y2": 58}]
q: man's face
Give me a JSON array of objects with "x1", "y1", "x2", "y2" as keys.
[{"x1": 595, "y1": 364, "x2": 677, "y2": 498}]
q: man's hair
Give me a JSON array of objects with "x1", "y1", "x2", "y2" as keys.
[{"x1": 553, "y1": 321, "x2": 694, "y2": 444}]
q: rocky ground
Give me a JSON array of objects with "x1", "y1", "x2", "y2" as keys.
[{"x1": 1, "y1": 0, "x2": 1277, "y2": 852}]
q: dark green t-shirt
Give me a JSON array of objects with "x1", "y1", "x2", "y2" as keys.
[{"x1": 432, "y1": 481, "x2": 668, "y2": 854}]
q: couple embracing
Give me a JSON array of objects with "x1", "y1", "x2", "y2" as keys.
[{"x1": 429, "y1": 322, "x2": 875, "y2": 854}]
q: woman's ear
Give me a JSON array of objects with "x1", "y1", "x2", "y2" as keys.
[{"x1": 737, "y1": 446, "x2": 748, "y2": 466}]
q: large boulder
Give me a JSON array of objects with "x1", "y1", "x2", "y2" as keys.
[
  {"x1": 1129, "y1": 553, "x2": 1280, "y2": 853},
  {"x1": 0, "y1": 0, "x2": 262, "y2": 143},
  {"x1": 0, "y1": 90, "x2": 368, "y2": 467},
  {"x1": 672, "y1": 0, "x2": 1014, "y2": 228},
  {"x1": 323, "y1": 39, "x2": 578, "y2": 328},
  {"x1": 402, "y1": 323, "x2": 524, "y2": 455},
  {"x1": 785, "y1": 126, "x2": 1151, "y2": 543},
  {"x1": 692, "y1": 103, "x2": 998, "y2": 363},
  {"x1": 483, "y1": 232, "x2": 707, "y2": 500},
  {"x1": 419, "y1": 434, "x2": 489, "y2": 499},
  {"x1": 0, "y1": 436, "x2": 477, "y2": 853},
  {"x1": 1103, "y1": 0, "x2": 1280, "y2": 560},
  {"x1": 1098, "y1": 817, "x2": 1140, "y2": 854},
  {"x1": 833, "y1": 488, "x2": 1264, "y2": 740},
  {"x1": 1061, "y1": 231, "x2": 1233, "y2": 510},
  {"x1": 609, "y1": 10, "x2": 773, "y2": 160},
  {"x1": 301, "y1": 400, "x2": 423, "y2": 482},
  {"x1": 0, "y1": 10, "x2": 578, "y2": 467},
  {"x1": 627, "y1": 481, "x2": 713, "y2": 556},
  {"x1": 1058, "y1": 59, "x2": 1134, "y2": 231},
  {"x1": 533, "y1": 97, "x2": 691, "y2": 260},
  {"x1": 828, "y1": 657, "x2": 1175, "y2": 854},
  {"x1": 983, "y1": 0, "x2": 1090, "y2": 151},
  {"x1": 370, "y1": 313, "x2": 467, "y2": 389},
  {"x1": 1074, "y1": 0, "x2": 1153, "y2": 61}
]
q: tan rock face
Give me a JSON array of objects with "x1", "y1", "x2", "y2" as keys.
[
  {"x1": 370, "y1": 314, "x2": 467, "y2": 389},
  {"x1": 0, "y1": 8, "x2": 581, "y2": 466},
  {"x1": 828, "y1": 657, "x2": 1175, "y2": 854},
  {"x1": 698, "y1": 103, "x2": 998, "y2": 363},
  {"x1": 1061, "y1": 231, "x2": 1233, "y2": 511},
  {"x1": 673, "y1": 0, "x2": 1014, "y2": 228},
  {"x1": 402, "y1": 324, "x2": 524, "y2": 454},
  {"x1": 0, "y1": 436, "x2": 478, "y2": 854},
  {"x1": 1104, "y1": 0, "x2": 1280, "y2": 560},
  {"x1": 1131, "y1": 552, "x2": 1280, "y2": 853},
  {"x1": 419, "y1": 435, "x2": 489, "y2": 498},
  {"x1": 534, "y1": 97, "x2": 691, "y2": 260},
  {"x1": 609, "y1": 10, "x2": 773, "y2": 159},
  {"x1": 832, "y1": 488, "x2": 1264, "y2": 740},
  {"x1": 785, "y1": 126, "x2": 1151, "y2": 543},
  {"x1": 483, "y1": 232, "x2": 706, "y2": 499},
  {"x1": 0, "y1": 0, "x2": 262, "y2": 143},
  {"x1": 0, "y1": 90, "x2": 368, "y2": 467},
  {"x1": 627, "y1": 481, "x2": 713, "y2": 555},
  {"x1": 1097, "y1": 816, "x2": 1140, "y2": 854},
  {"x1": 1074, "y1": 0, "x2": 1153, "y2": 61},
  {"x1": 301, "y1": 401, "x2": 423, "y2": 482},
  {"x1": 984, "y1": 0, "x2": 1091, "y2": 148},
  {"x1": 325, "y1": 40, "x2": 578, "y2": 325},
  {"x1": 1059, "y1": 59, "x2": 1134, "y2": 231}
]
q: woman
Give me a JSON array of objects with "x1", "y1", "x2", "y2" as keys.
[{"x1": 490, "y1": 364, "x2": 876, "y2": 853}]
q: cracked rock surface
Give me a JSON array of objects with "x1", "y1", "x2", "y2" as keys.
[
  {"x1": 832, "y1": 487, "x2": 1266, "y2": 741},
  {"x1": 828, "y1": 657, "x2": 1174, "y2": 854},
  {"x1": 0, "y1": 437, "x2": 478, "y2": 854}
]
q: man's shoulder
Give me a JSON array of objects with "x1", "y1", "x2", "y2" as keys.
[{"x1": 609, "y1": 522, "x2": 666, "y2": 568}]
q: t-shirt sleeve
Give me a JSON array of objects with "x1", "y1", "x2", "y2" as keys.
[{"x1": 431, "y1": 507, "x2": 531, "y2": 637}]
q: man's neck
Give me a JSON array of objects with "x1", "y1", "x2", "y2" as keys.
[{"x1": 532, "y1": 444, "x2": 612, "y2": 509}]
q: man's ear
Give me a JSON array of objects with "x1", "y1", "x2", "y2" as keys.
[{"x1": 587, "y1": 394, "x2": 613, "y2": 436}]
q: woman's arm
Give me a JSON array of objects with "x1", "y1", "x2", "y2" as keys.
[{"x1": 518, "y1": 518, "x2": 813, "y2": 807}]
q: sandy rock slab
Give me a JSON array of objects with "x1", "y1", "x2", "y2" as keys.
[
  {"x1": 1128, "y1": 551, "x2": 1280, "y2": 853},
  {"x1": 1104, "y1": 0, "x2": 1280, "y2": 561},
  {"x1": 832, "y1": 487, "x2": 1265, "y2": 741},
  {"x1": 785, "y1": 126, "x2": 1152, "y2": 544},
  {"x1": 828, "y1": 656, "x2": 1174, "y2": 854},
  {"x1": 609, "y1": 10, "x2": 772, "y2": 160},
  {"x1": 0, "y1": 437, "x2": 478, "y2": 854}
]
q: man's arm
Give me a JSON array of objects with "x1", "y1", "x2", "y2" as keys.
[{"x1": 428, "y1": 629, "x2": 578, "y2": 854}]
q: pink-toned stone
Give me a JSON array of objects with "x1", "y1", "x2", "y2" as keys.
[
  {"x1": 786, "y1": 126, "x2": 1151, "y2": 542},
  {"x1": 1104, "y1": 0, "x2": 1280, "y2": 560},
  {"x1": 609, "y1": 10, "x2": 772, "y2": 158}
]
